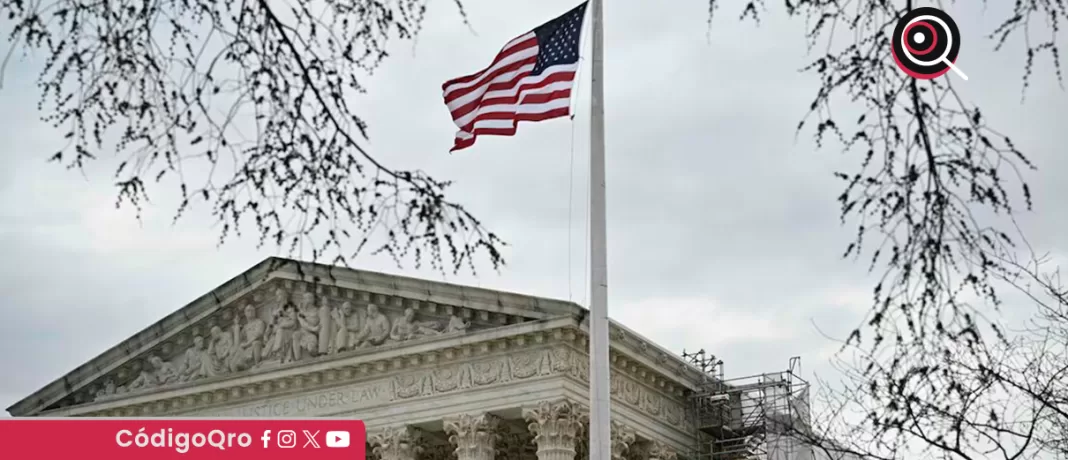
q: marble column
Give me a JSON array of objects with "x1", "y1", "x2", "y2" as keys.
[
  {"x1": 609, "y1": 421, "x2": 636, "y2": 460},
  {"x1": 444, "y1": 413, "x2": 501, "y2": 460},
  {"x1": 523, "y1": 399, "x2": 587, "y2": 460},
  {"x1": 370, "y1": 426, "x2": 424, "y2": 460},
  {"x1": 647, "y1": 441, "x2": 678, "y2": 460}
]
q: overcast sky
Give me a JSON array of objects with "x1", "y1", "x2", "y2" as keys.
[{"x1": 1, "y1": 0, "x2": 1065, "y2": 416}]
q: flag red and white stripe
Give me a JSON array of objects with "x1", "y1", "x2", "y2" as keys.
[{"x1": 442, "y1": 3, "x2": 587, "y2": 151}]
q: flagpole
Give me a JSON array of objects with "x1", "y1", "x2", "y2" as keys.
[{"x1": 587, "y1": 0, "x2": 612, "y2": 458}]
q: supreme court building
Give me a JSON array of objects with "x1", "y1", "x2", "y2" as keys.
[{"x1": 7, "y1": 258, "x2": 815, "y2": 460}]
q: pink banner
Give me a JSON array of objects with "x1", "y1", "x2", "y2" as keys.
[{"x1": 0, "y1": 418, "x2": 366, "y2": 459}]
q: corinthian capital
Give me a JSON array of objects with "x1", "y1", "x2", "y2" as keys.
[
  {"x1": 647, "y1": 440, "x2": 678, "y2": 460},
  {"x1": 610, "y1": 421, "x2": 637, "y2": 460},
  {"x1": 523, "y1": 399, "x2": 587, "y2": 460},
  {"x1": 370, "y1": 426, "x2": 424, "y2": 460},
  {"x1": 444, "y1": 413, "x2": 501, "y2": 460}
]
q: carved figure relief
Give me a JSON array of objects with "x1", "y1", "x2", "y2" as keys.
[
  {"x1": 91, "y1": 284, "x2": 490, "y2": 402},
  {"x1": 233, "y1": 304, "x2": 266, "y2": 370},
  {"x1": 266, "y1": 302, "x2": 299, "y2": 364},
  {"x1": 151, "y1": 355, "x2": 181, "y2": 385},
  {"x1": 269, "y1": 287, "x2": 288, "y2": 317},
  {"x1": 292, "y1": 292, "x2": 319, "y2": 360},
  {"x1": 95, "y1": 380, "x2": 117, "y2": 399},
  {"x1": 181, "y1": 335, "x2": 219, "y2": 381},
  {"x1": 330, "y1": 301, "x2": 360, "y2": 354},
  {"x1": 210, "y1": 326, "x2": 234, "y2": 368},
  {"x1": 447, "y1": 314, "x2": 471, "y2": 333},
  {"x1": 391, "y1": 307, "x2": 444, "y2": 341},
  {"x1": 356, "y1": 304, "x2": 392, "y2": 347},
  {"x1": 316, "y1": 297, "x2": 333, "y2": 355},
  {"x1": 125, "y1": 355, "x2": 179, "y2": 391}
]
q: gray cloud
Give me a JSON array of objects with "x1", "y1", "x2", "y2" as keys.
[{"x1": 1, "y1": 0, "x2": 1065, "y2": 414}]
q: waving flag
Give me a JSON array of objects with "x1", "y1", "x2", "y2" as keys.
[{"x1": 442, "y1": 2, "x2": 587, "y2": 151}]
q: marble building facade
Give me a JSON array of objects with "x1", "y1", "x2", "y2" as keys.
[{"x1": 8, "y1": 257, "x2": 713, "y2": 460}]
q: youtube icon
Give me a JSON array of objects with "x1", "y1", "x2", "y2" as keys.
[{"x1": 326, "y1": 431, "x2": 350, "y2": 448}]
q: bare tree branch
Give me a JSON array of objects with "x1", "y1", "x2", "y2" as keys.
[
  {"x1": 1, "y1": 0, "x2": 503, "y2": 273},
  {"x1": 703, "y1": 0, "x2": 1067, "y2": 458}
]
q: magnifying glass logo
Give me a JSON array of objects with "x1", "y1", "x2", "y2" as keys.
[{"x1": 891, "y1": 7, "x2": 968, "y2": 81}]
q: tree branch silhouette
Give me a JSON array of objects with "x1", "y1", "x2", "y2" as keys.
[
  {"x1": 703, "y1": 0, "x2": 1067, "y2": 457},
  {"x1": 1, "y1": 0, "x2": 503, "y2": 273}
]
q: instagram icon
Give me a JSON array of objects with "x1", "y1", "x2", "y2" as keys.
[{"x1": 277, "y1": 430, "x2": 297, "y2": 449}]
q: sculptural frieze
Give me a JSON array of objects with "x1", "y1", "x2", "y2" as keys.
[
  {"x1": 330, "y1": 301, "x2": 360, "y2": 354},
  {"x1": 80, "y1": 346, "x2": 694, "y2": 438},
  {"x1": 123, "y1": 355, "x2": 180, "y2": 392},
  {"x1": 209, "y1": 326, "x2": 234, "y2": 368},
  {"x1": 94, "y1": 379, "x2": 117, "y2": 399},
  {"x1": 88, "y1": 285, "x2": 488, "y2": 402},
  {"x1": 294, "y1": 292, "x2": 323, "y2": 360},
  {"x1": 265, "y1": 301, "x2": 299, "y2": 364},
  {"x1": 447, "y1": 313, "x2": 471, "y2": 333},
  {"x1": 181, "y1": 335, "x2": 219, "y2": 381},
  {"x1": 233, "y1": 304, "x2": 266, "y2": 370},
  {"x1": 356, "y1": 303, "x2": 392, "y2": 347},
  {"x1": 315, "y1": 296, "x2": 333, "y2": 355},
  {"x1": 391, "y1": 307, "x2": 444, "y2": 341},
  {"x1": 268, "y1": 287, "x2": 289, "y2": 318}
]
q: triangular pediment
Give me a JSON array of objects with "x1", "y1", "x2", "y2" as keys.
[{"x1": 8, "y1": 258, "x2": 580, "y2": 416}]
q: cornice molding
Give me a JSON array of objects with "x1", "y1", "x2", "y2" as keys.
[
  {"x1": 268, "y1": 263, "x2": 579, "y2": 320},
  {"x1": 601, "y1": 322, "x2": 710, "y2": 389}
]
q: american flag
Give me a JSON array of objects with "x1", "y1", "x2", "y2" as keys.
[{"x1": 442, "y1": 2, "x2": 588, "y2": 151}]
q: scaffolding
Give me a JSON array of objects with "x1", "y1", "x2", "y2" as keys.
[{"x1": 683, "y1": 351, "x2": 812, "y2": 460}]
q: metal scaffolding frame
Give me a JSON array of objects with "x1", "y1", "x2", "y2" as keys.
[{"x1": 682, "y1": 351, "x2": 812, "y2": 460}]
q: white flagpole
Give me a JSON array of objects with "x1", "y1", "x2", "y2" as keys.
[{"x1": 587, "y1": 0, "x2": 612, "y2": 459}]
